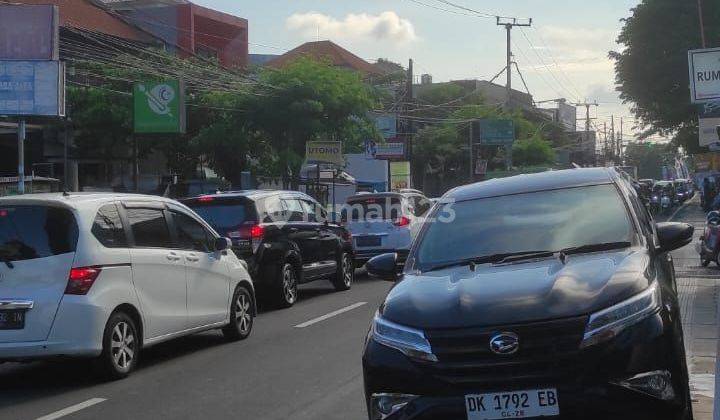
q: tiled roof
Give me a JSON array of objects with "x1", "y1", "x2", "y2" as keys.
[
  {"x1": 18, "y1": 0, "x2": 153, "y2": 42},
  {"x1": 267, "y1": 40, "x2": 381, "y2": 75}
]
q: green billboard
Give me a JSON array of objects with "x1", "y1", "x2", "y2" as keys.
[
  {"x1": 474, "y1": 119, "x2": 515, "y2": 146},
  {"x1": 133, "y1": 80, "x2": 185, "y2": 133}
]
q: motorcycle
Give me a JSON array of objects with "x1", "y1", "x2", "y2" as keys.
[
  {"x1": 649, "y1": 194, "x2": 660, "y2": 214},
  {"x1": 661, "y1": 194, "x2": 672, "y2": 213},
  {"x1": 698, "y1": 211, "x2": 720, "y2": 267}
]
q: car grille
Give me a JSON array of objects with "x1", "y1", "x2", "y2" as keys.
[{"x1": 424, "y1": 316, "x2": 588, "y2": 387}]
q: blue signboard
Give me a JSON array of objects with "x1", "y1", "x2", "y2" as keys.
[
  {"x1": 0, "y1": 60, "x2": 64, "y2": 116},
  {"x1": 474, "y1": 119, "x2": 515, "y2": 146}
]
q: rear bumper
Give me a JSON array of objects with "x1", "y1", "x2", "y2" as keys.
[{"x1": 0, "y1": 297, "x2": 107, "y2": 360}]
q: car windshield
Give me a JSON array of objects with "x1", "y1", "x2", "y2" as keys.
[
  {"x1": 0, "y1": 205, "x2": 78, "y2": 262},
  {"x1": 413, "y1": 184, "x2": 633, "y2": 271},
  {"x1": 343, "y1": 196, "x2": 403, "y2": 221},
  {"x1": 186, "y1": 198, "x2": 253, "y2": 231}
]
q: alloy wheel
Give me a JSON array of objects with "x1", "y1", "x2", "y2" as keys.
[
  {"x1": 282, "y1": 264, "x2": 297, "y2": 304},
  {"x1": 110, "y1": 321, "x2": 135, "y2": 371},
  {"x1": 235, "y1": 293, "x2": 252, "y2": 334}
]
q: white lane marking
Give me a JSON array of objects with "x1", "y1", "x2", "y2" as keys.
[
  {"x1": 35, "y1": 398, "x2": 107, "y2": 420},
  {"x1": 668, "y1": 199, "x2": 692, "y2": 222},
  {"x1": 294, "y1": 302, "x2": 367, "y2": 328}
]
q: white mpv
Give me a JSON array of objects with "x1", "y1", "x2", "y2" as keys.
[{"x1": 0, "y1": 193, "x2": 255, "y2": 379}]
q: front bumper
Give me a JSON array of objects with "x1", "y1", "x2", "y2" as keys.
[{"x1": 363, "y1": 313, "x2": 688, "y2": 420}]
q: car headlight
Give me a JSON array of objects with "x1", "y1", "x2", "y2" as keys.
[
  {"x1": 372, "y1": 312, "x2": 438, "y2": 362},
  {"x1": 581, "y1": 282, "x2": 661, "y2": 348}
]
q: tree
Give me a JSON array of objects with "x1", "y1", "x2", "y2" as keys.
[
  {"x1": 251, "y1": 58, "x2": 377, "y2": 187},
  {"x1": 512, "y1": 136, "x2": 556, "y2": 166},
  {"x1": 623, "y1": 142, "x2": 673, "y2": 179},
  {"x1": 611, "y1": 0, "x2": 720, "y2": 152}
]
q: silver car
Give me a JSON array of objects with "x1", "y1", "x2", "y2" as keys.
[{"x1": 0, "y1": 193, "x2": 255, "y2": 379}]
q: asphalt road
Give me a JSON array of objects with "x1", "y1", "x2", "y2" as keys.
[{"x1": 0, "y1": 272, "x2": 392, "y2": 420}]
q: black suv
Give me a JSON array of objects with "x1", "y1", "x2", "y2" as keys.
[
  {"x1": 363, "y1": 168, "x2": 693, "y2": 420},
  {"x1": 183, "y1": 190, "x2": 354, "y2": 308}
]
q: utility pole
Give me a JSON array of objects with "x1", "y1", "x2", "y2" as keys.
[
  {"x1": 17, "y1": 119, "x2": 25, "y2": 194},
  {"x1": 496, "y1": 17, "x2": 532, "y2": 110},
  {"x1": 573, "y1": 101, "x2": 599, "y2": 164},
  {"x1": 610, "y1": 115, "x2": 616, "y2": 163},
  {"x1": 406, "y1": 58, "x2": 414, "y2": 165},
  {"x1": 619, "y1": 117, "x2": 624, "y2": 163},
  {"x1": 698, "y1": 0, "x2": 707, "y2": 48},
  {"x1": 496, "y1": 17, "x2": 531, "y2": 171},
  {"x1": 603, "y1": 122, "x2": 608, "y2": 161}
]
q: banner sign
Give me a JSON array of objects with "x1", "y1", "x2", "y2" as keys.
[
  {"x1": 688, "y1": 47, "x2": 720, "y2": 103},
  {"x1": 306, "y1": 141, "x2": 343, "y2": 165},
  {"x1": 0, "y1": 60, "x2": 65, "y2": 116},
  {"x1": 699, "y1": 117, "x2": 720, "y2": 147},
  {"x1": 133, "y1": 80, "x2": 186, "y2": 133},
  {"x1": 375, "y1": 142, "x2": 405, "y2": 159},
  {"x1": 0, "y1": 5, "x2": 59, "y2": 60},
  {"x1": 474, "y1": 119, "x2": 515, "y2": 146},
  {"x1": 390, "y1": 161, "x2": 411, "y2": 191},
  {"x1": 373, "y1": 114, "x2": 397, "y2": 139}
]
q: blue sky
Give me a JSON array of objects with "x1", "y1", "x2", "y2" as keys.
[{"x1": 194, "y1": 0, "x2": 641, "y2": 135}]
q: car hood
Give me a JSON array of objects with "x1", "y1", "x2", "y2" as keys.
[{"x1": 381, "y1": 248, "x2": 653, "y2": 329}]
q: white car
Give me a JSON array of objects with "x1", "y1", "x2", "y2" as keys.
[
  {"x1": 342, "y1": 191, "x2": 432, "y2": 266},
  {"x1": 0, "y1": 193, "x2": 255, "y2": 379}
]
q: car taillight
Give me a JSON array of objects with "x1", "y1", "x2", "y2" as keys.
[
  {"x1": 66, "y1": 267, "x2": 101, "y2": 295},
  {"x1": 250, "y1": 224, "x2": 264, "y2": 253},
  {"x1": 197, "y1": 196, "x2": 214, "y2": 202},
  {"x1": 394, "y1": 216, "x2": 411, "y2": 227},
  {"x1": 250, "y1": 224, "x2": 265, "y2": 239}
]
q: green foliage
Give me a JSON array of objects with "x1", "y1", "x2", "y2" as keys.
[
  {"x1": 512, "y1": 136, "x2": 556, "y2": 166},
  {"x1": 611, "y1": 0, "x2": 720, "y2": 152},
  {"x1": 623, "y1": 142, "x2": 673, "y2": 179}
]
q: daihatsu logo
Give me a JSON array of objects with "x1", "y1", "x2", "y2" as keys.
[{"x1": 489, "y1": 332, "x2": 519, "y2": 355}]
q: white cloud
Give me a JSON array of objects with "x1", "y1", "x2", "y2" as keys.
[{"x1": 286, "y1": 11, "x2": 417, "y2": 45}]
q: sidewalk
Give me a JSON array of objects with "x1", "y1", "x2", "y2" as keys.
[{"x1": 668, "y1": 198, "x2": 718, "y2": 420}]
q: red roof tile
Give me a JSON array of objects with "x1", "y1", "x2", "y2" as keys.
[
  {"x1": 18, "y1": 0, "x2": 152, "y2": 42},
  {"x1": 267, "y1": 40, "x2": 381, "y2": 75}
]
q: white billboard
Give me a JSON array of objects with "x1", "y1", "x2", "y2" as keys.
[{"x1": 688, "y1": 47, "x2": 720, "y2": 103}]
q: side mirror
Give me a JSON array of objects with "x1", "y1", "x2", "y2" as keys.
[
  {"x1": 214, "y1": 237, "x2": 232, "y2": 252},
  {"x1": 656, "y1": 222, "x2": 694, "y2": 253},
  {"x1": 366, "y1": 253, "x2": 399, "y2": 281}
]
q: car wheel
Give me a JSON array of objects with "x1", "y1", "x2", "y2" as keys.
[
  {"x1": 275, "y1": 262, "x2": 298, "y2": 308},
  {"x1": 332, "y1": 252, "x2": 354, "y2": 291},
  {"x1": 223, "y1": 285, "x2": 254, "y2": 341},
  {"x1": 96, "y1": 311, "x2": 139, "y2": 380}
]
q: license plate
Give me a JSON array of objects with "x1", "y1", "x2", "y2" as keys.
[
  {"x1": 356, "y1": 236, "x2": 381, "y2": 247},
  {"x1": 465, "y1": 388, "x2": 559, "y2": 419},
  {"x1": 0, "y1": 310, "x2": 25, "y2": 330}
]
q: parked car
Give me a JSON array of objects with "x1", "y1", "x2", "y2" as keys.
[
  {"x1": 342, "y1": 190, "x2": 432, "y2": 267},
  {"x1": 363, "y1": 168, "x2": 693, "y2": 420},
  {"x1": 182, "y1": 190, "x2": 354, "y2": 308},
  {"x1": 0, "y1": 193, "x2": 255, "y2": 379}
]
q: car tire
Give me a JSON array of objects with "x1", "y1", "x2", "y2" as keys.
[
  {"x1": 271, "y1": 262, "x2": 298, "y2": 308},
  {"x1": 96, "y1": 311, "x2": 139, "y2": 380},
  {"x1": 332, "y1": 252, "x2": 354, "y2": 291},
  {"x1": 222, "y1": 285, "x2": 254, "y2": 341}
]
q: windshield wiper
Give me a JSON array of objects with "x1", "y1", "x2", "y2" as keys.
[
  {"x1": 0, "y1": 256, "x2": 14, "y2": 269},
  {"x1": 423, "y1": 250, "x2": 555, "y2": 273},
  {"x1": 558, "y1": 241, "x2": 632, "y2": 257}
]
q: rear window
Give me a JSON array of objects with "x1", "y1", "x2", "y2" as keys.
[
  {"x1": 343, "y1": 197, "x2": 402, "y2": 221},
  {"x1": 0, "y1": 205, "x2": 78, "y2": 262},
  {"x1": 185, "y1": 198, "x2": 255, "y2": 231}
]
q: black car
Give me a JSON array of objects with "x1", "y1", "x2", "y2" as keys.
[
  {"x1": 182, "y1": 190, "x2": 354, "y2": 308},
  {"x1": 363, "y1": 168, "x2": 693, "y2": 420}
]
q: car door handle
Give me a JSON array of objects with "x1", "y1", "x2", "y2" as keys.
[
  {"x1": 289, "y1": 227, "x2": 299, "y2": 233},
  {"x1": 166, "y1": 252, "x2": 181, "y2": 261},
  {"x1": 186, "y1": 254, "x2": 200, "y2": 262}
]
